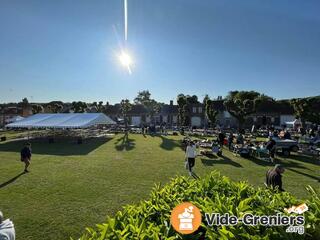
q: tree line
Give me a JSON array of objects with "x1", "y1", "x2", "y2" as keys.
[
  {"x1": 177, "y1": 91, "x2": 320, "y2": 129},
  {"x1": 1, "y1": 91, "x2": 319, "y2": 128}
]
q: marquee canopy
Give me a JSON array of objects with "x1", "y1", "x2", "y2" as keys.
[{"x1": 5, "y1": 113, "x2": 116, "y2": 129}]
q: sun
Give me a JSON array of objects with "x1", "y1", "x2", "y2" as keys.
[{"x1": 119, "y1": 51, "x2": 133, "y2": 67}]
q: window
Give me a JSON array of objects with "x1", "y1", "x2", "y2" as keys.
[
  {"x1": 198, "y1": 107, "x2": 202, "y2": 113},
  {"x1": 192, "y1": 107, "x2": 197, "y2": 113}
]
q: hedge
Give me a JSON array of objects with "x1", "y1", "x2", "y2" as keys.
[{"x1": 75, "y1": 171, "x2": 320, "y2": 240}]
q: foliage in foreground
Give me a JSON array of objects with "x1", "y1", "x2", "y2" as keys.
[{"x1": 76, "y1": 172, "x2": 320, "y2": 240}]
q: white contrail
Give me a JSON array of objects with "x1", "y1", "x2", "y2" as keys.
[{"x1": 124, "y1": 0, "x2": 128, "y2": 41}]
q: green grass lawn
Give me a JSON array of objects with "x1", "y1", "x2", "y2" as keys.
[
  {"x1": 0, "y1": 130, "x2": 44, "y2": 140},
  {"x1": 0, "y1": 133, "x2": 319, "y2": 240}
]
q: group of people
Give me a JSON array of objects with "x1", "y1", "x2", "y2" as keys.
[
  {"x1": 269, "y1": 129, "x2": 291, "y2": 140},
  {"x1": 184, "y1": 132, "x2": 286, "y2": 191},
  {"x1": 298, "y1": 125, "x2": 320, "y2": 138},
  {"x1": 227, "y1": 132, "x2": 245, "y2": 150}
]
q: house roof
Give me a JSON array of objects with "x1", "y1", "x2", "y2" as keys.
[
  {"x1": 160, "y1": 104, "x2": 178, "y2": 114},
  {"x1": 129, "y1": 105, "x2": 148, "y2": 114},
  {"x1": 211, "y1": 100, "x2": 226, "y2": 111}
]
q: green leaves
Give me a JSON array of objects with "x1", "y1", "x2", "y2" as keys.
[{"x1": 77, "y1": 171, "x2": 320, "y2": 240}]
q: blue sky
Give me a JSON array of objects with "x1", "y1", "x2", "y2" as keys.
[{"x1": 0, "y1": 0, "x2": 319, "y2": 104}]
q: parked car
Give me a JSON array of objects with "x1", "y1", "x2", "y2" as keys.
[{"x1": 272, "y1": 137, "x2": 299, "y2": 156}]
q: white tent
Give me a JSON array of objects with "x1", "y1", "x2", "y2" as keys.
[{"x1": 5, "y1": 113, "x2": 116, "y2": 129}]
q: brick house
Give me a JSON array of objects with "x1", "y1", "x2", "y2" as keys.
[{"x1": 0, "y1": 105, "x2": 32, "y2": 127}]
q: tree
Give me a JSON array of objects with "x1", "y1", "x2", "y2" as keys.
[
  {"x1": 176, "y1": 94, "x2": 200, "y2": 127},
  {"x1": 203, "y1": 95, "x2": 210, "y2": 106},
  {"x1": 18, "y1": 98, "x2": 30, "y2": 108},
  {"x1": 134, "y1": 90, "x2": 161, "y2": 124},
  {"x1": 177, "y1": 94, "x2": 187, "y2": 127},
  {"x1": 72, "y1": 101, "x2": 87, "y2": 113},
  {"x1": 97, "y1": 101, "x2": 104, "y2": 112},
  {"x1": 134, "y1": 90, "x2": 151, "y2": 105},
  {"x1": 32, "y1": 104, "x2": 44, "y2": 114},
  {"x1": 291, "y1": 96, "x2": 320, "y2": 125},
  {"x1": 224, "y1": 91, "x2": 265, "y2": 130},
  {"x1": 53, "y1": 103, "x2": 63, "y2": 113},
  {"x1": 307, "y1": 97, "x2": 320, "y2": 124},
  {"x1": 120, "y1": 99, "x2": 132, "y2": 131},
  {"x1": 145, "y1": 99, "x2": 161, "y2": 124},
  {"x1": 203, "y1": 94, "x2": 210, "y2": 128},
  {"x1": 205, "y1": 98, "x2": 219, "y2": 128},
  {"x1": 186, "y1": 95, "x2": 199, "y2": 104}
]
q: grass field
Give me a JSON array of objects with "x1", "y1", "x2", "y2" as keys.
[{"x1": 0, "y1": 133, "x2": 319, "y2": 240}]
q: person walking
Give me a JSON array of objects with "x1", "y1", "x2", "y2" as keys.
[
  {"x1": 20, "y1": 142, "x2": 32, "y2": 173},
  {"x1": 266, "y1": 137, "x2": 276, "y2": 163},
  {"x1": 0, "y1": 211, "x2": 15, "y2": 240},
  {"x1": 185, "y1": 141, "x2": 197, "y2": 176},
  {"x1": 228, "y1": 132, "x2": 234, "y2": 150},
  {"x1": 218, "y1": 131, "x2": 225, "y2": 147},
  {"x1": 265, "y1": 164, "x2": 285, "y2": 191}
]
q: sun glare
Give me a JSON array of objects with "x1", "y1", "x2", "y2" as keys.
[
  {"x1": 118, "y1": 50, "x2": 133, "y2": 74},
  {"x1": 119, "y1": 51, "x2": 132, "y2": 67}
]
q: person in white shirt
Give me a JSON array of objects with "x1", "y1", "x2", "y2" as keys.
[
  {"x1": 185, "y1": 141, "x2": 197, "y2": 175},
  {"x1": 0, "y1": 211, "x2": 15, "y2": 240}
]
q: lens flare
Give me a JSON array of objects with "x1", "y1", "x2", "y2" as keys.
[{"x1": 118, "y1": 50, "x2": 133, "y2": 74}]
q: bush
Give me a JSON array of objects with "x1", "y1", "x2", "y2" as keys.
[{"x1": 76, "y1": 172, "x2": 320, "y2": 240}]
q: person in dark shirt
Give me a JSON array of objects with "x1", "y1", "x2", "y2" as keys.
[
  {"x1": 218, "y1": 131, "x2": 225, "y2": 147},
  {"x1": 283, "y1": 130, "x2": 291, "y2": 140},
  {"x1": 236, "y1": 133, "x2": 244, "y2": 145},
  {"x1": 266, "y1": 137, "x2": 276, "y2": 163},
  {"x1": 266, "y1": 164, "x2": 285, "y2": 191},
  {"x1": 20, "y1": 142, "x2": 32, "y2": 173},
  {"x1": 228, "y1": 133, "x2": 234, "y2": 150}
]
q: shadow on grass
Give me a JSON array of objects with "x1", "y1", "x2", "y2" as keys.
[
  {"x1": 201, "y1": 156, "x2": 243, "y2": 168},
  {"x1": 157, "y1": 135, "x2": 182, "y2": 151},
  {"x1": 246, "y1": 157, "x2": 274, "y2": 167},
  {"x1": 191, "y1": 172, "x2": 200, "y2": 179},
  {"x1": 0, "y1": 172, "x2": 26, "y2": 189},
  {"x1": 245, "y1": 155, "x2": 312, "y2": 170},
  {"x1": 114, "y1": 133, "x2": 136, "y2": 151},
  {"x1": 0, "y1": 137, "x2": 111, "y2": 156},
  {"x1": 289, "y1": 154, "x2": 320, "y2": 166},
  {"x1": 286, "y1": 168, "x2": 320, "y2": 182}
]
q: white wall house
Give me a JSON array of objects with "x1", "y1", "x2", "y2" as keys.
[
  {"x1": 191, "y1": 116, "x2": 201, "y2": 127},
  {"x1": 131, "y1": 116, "x2": 141, "y2": 126}
]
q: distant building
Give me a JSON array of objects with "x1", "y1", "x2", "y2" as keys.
[
  {"x1": 0, "y1": 105, "x2": 32, "y2": 127},
  {"x1": 158, "y1": 100, "x2": 178, "y2": 126},
  {"x1": 211, "y1": 100, "x2": 238, "y2": 128},
  {"x1": 245, "y1": 100, "x2": 295, "y2": 128}
]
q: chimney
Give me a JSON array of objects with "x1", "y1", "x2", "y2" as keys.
[{"x1": 170, "y1": 100, "x2": 173, "y2": 106}]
